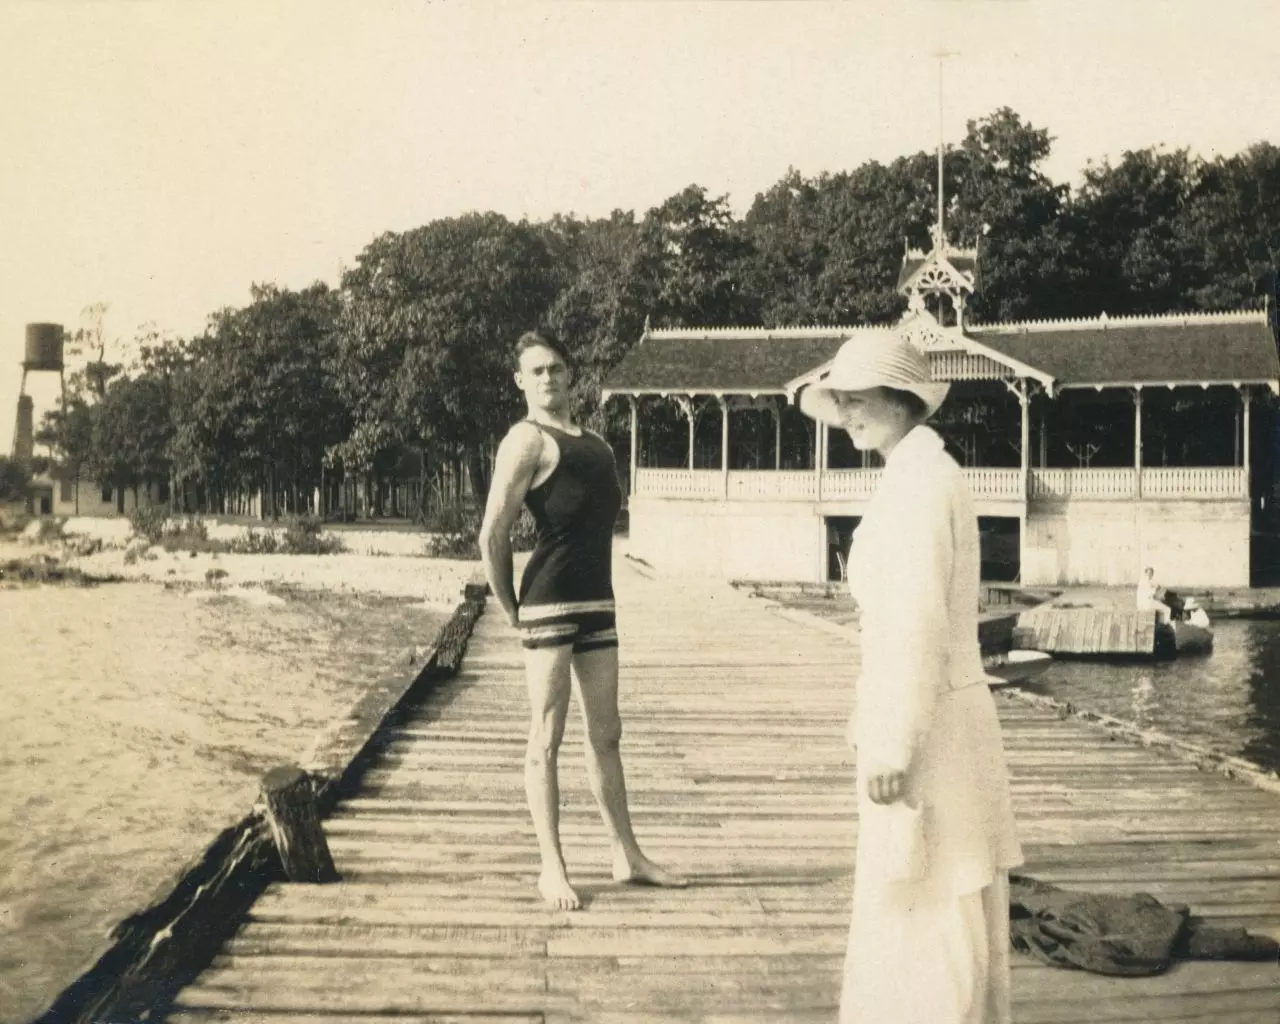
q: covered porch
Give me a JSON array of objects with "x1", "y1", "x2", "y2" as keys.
[{"x1": 603, "y1": 311, "x2": 1280, "y2": 586}]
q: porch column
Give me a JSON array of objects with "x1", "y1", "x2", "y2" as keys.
[
  {"x1": 1234, "y1": 398, "x2": 1242, "y2": 467},
  {"x1": 774, "y1": 400, "x2": 782, "y2": 470},
  {"x1": 1133, "y1": 387, "x2": 1143, "y2": 499},
  {"x1": 1243, "y1": 388, "x2": 1253, "y2": 488},
  {"x1": 718, "y1": 396, "x2": 730, "y2": 497},
  {"x1": 815, "y1": 423, "x2": 826, "y2": 501},
  {"x1": 1017, "y1": 381, "x2": 1030, "y2": 499},
  {"x1": 628, "y1": 396, "x2": 639, "y2": 495},
  {"x1": 684, "y1": 396, "x2": 695, "y2": 470}
]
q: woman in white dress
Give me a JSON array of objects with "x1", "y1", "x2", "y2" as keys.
[{"x1": 799, "y1": 330, "x2": 1023, "y2": 1024}]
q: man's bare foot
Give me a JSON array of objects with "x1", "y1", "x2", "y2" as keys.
[
  {"x1": 538, "y1": 869, "x2": 581, "y2": 910},
  {"x1": 612, "y1": 852, "x2": 689, "y2": 888}
]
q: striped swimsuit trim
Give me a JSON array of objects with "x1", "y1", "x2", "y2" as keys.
[
  {"x1": 517, "y1": 599, "x2": 616, "y2": 622},
  {"x1": 518, "y1": 600, "x2": 618, "y2": 652}
]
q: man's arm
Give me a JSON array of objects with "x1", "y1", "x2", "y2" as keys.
[{"x1": 479, "y1": 424, "x2": 542, "y2": 627}]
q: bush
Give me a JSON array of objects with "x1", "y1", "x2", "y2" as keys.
[
  {"x1": 129, "y1": 505, "x2": 169, "y2": 544},
  {"x1": 156, "y1": 519, "x2": 218, "y2": 554},
  {"x1": 228, "y1": 528, "x2": 279, "y2": 554},
  {"x1": 424, "y1": 506, "x2": 482, "y2": 560},
  {"x1": 422, "y1": 504, "x2": 539, "y2": 560},
  {"x1": 280, "y1": 514, "x2": 343, "y2": 555}
]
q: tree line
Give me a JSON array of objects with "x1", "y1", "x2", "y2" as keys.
[{"x1": 29, "y1": 108, "x2": 1280, "y2": 520}]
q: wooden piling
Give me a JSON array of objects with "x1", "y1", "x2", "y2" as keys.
[{"x1": 260, "y1": 766, "x2": 339, "y2": 884}]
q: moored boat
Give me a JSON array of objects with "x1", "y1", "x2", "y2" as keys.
[{"x1": 983, "y1": 649, "x2": 1053, "y2": 685}]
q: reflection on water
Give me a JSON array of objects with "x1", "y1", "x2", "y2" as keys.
[
  {"x1": 0, "y1": 583, "x2": 443, "y2": 1024},
  {"x1": 1020, "y1": 618, "x2": 1280, "y2": 772}
]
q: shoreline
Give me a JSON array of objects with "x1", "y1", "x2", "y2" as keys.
[
  {"x1": 0, "y1": 537, "x2": 482, "y2": 1024},
  {"x1": 0, "y1": 533, "x2": 478, "y2": 607}
]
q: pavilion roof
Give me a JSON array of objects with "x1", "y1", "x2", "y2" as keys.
[
  {"x1": 600, "y1": 326, "x2": 853, "y2": 396},
  {"x1": 600, "y1": 311, "x2": 1280, "y2": 396},
  {"x1": 970, "y1": 311, "x2": 1280, "y2": 388}
]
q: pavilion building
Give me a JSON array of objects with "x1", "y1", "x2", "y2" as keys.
[{"x1": 601, "y1": 241, "x2": 1280, "y2": 587}]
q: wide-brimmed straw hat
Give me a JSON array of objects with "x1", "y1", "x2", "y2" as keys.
[{"x1": 806, "y1": 329, "x2": 950, "y2": 418}]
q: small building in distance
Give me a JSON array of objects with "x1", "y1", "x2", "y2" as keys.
[{"x1": 602, "y1": 240, "x2": 1280, "y2": 588}]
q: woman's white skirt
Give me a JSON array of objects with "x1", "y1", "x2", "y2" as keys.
[{"x1": 839, "y1": 871, "x2": 1012, "y2": 1024}]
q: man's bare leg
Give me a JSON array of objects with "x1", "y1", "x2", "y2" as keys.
[
  {"x1": 523, "y1": 643, "x2": 580, "y2": 909},
  {"x1": 571, "y1": 646, "x2": 687, "y2": 887}
]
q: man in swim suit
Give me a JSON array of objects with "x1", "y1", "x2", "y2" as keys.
[{"x1": 479, "y1": 329, "x2": 686, "y2": 910}]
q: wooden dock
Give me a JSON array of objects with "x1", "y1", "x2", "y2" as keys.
[{"x1": 166, "y1": 561, "x2": 1280, "y2": 1023}]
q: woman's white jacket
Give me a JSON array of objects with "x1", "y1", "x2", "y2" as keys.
[{"x1": 846, "y1": 425, "x2": 1023, "y2": 895}]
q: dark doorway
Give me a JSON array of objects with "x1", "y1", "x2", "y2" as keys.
[
  {"x1": 825, "y1": 515, "x2": 861, "y2": 582},
  {"x1": 979, "y1": 516, "x2": 1020, "y2": 582}
]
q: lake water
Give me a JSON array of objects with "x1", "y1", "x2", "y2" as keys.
[
  {"x1": 0, "y1": 582, "x2": 445, "y2": 1024},
  {"x1": 1016, "y1": 617, "x2": 1280, "y2": 773},
  {"x1": 768, "y1": 589, "x2": 1280, "y2": 775}
]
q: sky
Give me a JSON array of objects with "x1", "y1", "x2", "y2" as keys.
[{"x1": 3, "y1": 0, "x2": 1279, "y2": 451}]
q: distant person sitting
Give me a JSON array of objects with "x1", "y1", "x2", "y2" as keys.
[
  {"x1": 1184, "y1": 597, "x2": 1210, "y2": 629},
  {"x1": 1136, "y1": 567, "x2": 1172, "y2": 623}
]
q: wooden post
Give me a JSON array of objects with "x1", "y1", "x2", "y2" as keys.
[
  {"x1": 260, "y1": 765, "x2": 339, "y2": 883},
  {"x1": 628, "y1": 396, "x2": 639, "y2": 496},
  {"x1": 1133, "y1": 387, "x2": 1143, "y2": 499}
]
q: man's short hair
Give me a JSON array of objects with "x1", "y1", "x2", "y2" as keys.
[{"x1": 514, "y1": 329, "x2": 572, "y2": 371}]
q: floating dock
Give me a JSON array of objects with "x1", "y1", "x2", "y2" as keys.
[
  {"x1": 1013, "y1": 606, "x2": 1164, "y2": 657},
  {"x1": 155, "y1": 563, "x2": 1279, "y2": 1023}
]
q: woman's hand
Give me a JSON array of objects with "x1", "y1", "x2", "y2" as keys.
[{"x1": 867, "y1": 770, "x2": 908, "y2": 805}]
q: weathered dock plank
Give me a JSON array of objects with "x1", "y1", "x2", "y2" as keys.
[
  {"x1": 165, "y1": 561, "x2": 1280, "y2": 1022},
  {"x1": 1014, "y1": 607, "x2": 1163, "y2": 656}
]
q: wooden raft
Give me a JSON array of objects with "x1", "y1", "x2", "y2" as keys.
[
  {"x1": 1014, "y1": 607, "x2": 1161, "y2": 656},
  {"x1": 167, "y1": 563, "x2": 1280, "y2": 1024}
]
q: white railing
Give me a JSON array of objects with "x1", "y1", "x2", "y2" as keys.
[
  {"x1": 638, "y1": 466, "x2": 1248, "y2": 504},
  {"x1": 634, "y1": 468, "x2": 724, "y2": 499},
  {"x1": 1030, "y1": 468, "x2": 1137, "y2": 501},
  {"x1": 820, "y1": 469, "x2": 884, "y2": 501},
  {"x1": 1140, "y1": 466, "x2": 1248, "y2": 499},
  {"x1": 727, "y1": 470, "x2": 818, "y2": 501},
  {"x1": 962, "y1": 468, "x2": 1024, "y2": 501}
]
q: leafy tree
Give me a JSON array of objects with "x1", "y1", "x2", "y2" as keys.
[
  {"x1": 177, "y1": 283, "x2": 345, "y2": 515},
  {"x1": 1071, "y1": 147, "x2": 1204, "y2": 315},
  {"x1": 634, "y1": 185, "x2": 760, "y2": 328},
  {"x1": 540, "y1": 210, "x2": 650, "y2": 435},
  {"x1": 334, "y1": 213, "x2": 557, "y2": 504},
  {"x1": 0, "y1": 456, "x2": 30, "y2": 503},
  {"x1": 948, "y1": 108, "x2": 1076, "y2": 322},
  {"x1": 1176, "y1": 142, "x2": 1280, "y2": 311}
]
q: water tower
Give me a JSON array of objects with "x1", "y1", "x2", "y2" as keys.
[
  {"x1": 11, "y1": 323, "x2": 66, "y2": 468},
  {"x1": 12, "y1": 324, "x2": 66, "y2": 514}
]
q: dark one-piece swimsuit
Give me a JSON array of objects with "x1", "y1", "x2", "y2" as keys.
[{"x1": 517, "y1": 421, "x2": 622, "y2": 652}]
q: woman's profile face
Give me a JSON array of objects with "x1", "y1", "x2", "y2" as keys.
[{"x1": 830, "y1": 387, "x2": 909, "y2": 452}]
